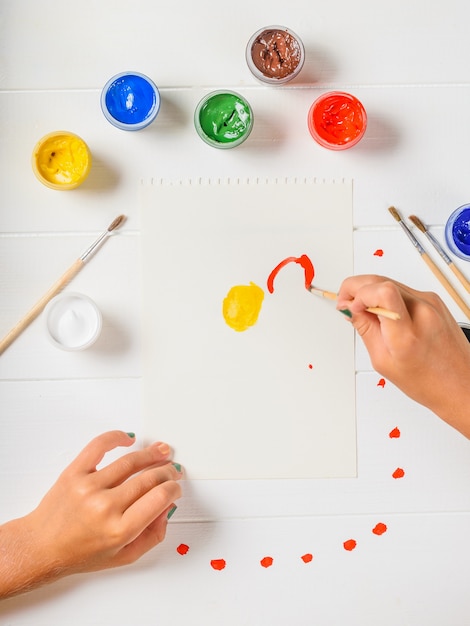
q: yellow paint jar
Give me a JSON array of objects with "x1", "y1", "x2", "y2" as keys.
[{"x1": 32, "y1": 131, "x2": 91, "y2": 190}]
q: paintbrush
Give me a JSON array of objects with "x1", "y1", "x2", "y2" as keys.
[
  {"x1": 388, "y1": 206, "x2": 470, "y2": 319},
  {"x1": 308, "y1": 285, "x2": 401, "y2": 320},
  {"x1": 0, "y1": 215, "x2": 126, "y2": 355},
  {"x1": 408, "y1": 214, "x2": 470, "y2": 293}
]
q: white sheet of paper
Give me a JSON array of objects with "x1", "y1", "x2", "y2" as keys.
[{"x1": 141, "y1": 179, "x2": 356, "y2": 479}]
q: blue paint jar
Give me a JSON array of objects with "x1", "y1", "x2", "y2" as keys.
[
  {"x1": 101, "y1": 72, "x2": 160, "y2": 130},
  {"x1": 445, "y1": 203, "x2": 470, "y2": 260}
]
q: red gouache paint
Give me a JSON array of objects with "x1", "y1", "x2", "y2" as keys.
[
  {"x1": 210, "y1": 559, "x2": 226, "y2": 571},
  {"x1": 308, "y1": 363, "x2": 313, "y2": 369},
  {"x1": 389, "y1": 427, "x2": 401, "y2": 439},
  {"x1": 343, "y1": 539, "x2": 357, "y2": 551},
  {"x1": 373, "y1": 249, "x2": 384, "y2": 257},
  {"x1": 301, "y1": 553, "x2": 313, "y2": 563},
  {"x1": 377, "y1": 378, "x2": 386, "y2": 388},
  {"x1": 372, "y1": 523, "x2": 388, "y2": 536},
  {"x1": 267, "y1": 254, "x2": 314, "y2": 293},
  {"x1": 176, "y1": 543, "x2": 190, "y2": 555},
  {"x1": 260, "y1": 556, "x2": 274, "y2": 568},
  {"x1": 308, "y1": 91, "x2": 367, "y2": 150},
  {"x1": 392, "y1": 467, "x2": 405, "y2": 479}
]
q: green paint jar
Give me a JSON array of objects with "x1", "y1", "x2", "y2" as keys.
[{"x1": 194, "y1": 91, "x2": 254, "y2": 149}]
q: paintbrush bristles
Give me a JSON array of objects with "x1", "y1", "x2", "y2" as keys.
[
  {"x1": 108, "y1": 214, "x2": 126, "y2": 231},
  {"x1": 388, "y1": 206, "x2": 402, "y2": 222},
  {"x1": 408, "y1": 214, "x2": 426, "y2": 233}
]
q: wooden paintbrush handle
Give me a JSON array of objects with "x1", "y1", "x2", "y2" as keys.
[
  {"x1": 422, "y1": 253, "x2": 470, "y2": 319},
  {"x1": 0, "y1": 258, "x2": 84, "y2": 355},
  {"x1": 449, "y1": 262, "x2": 470, "y2": 294}
]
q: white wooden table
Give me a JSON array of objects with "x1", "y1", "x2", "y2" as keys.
[{"x1": 1, "y1": 2, "x2": 470, "y2": 624}]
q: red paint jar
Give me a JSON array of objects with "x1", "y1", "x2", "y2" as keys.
[{"x1": 308, "y1": 91, "x2": 367, "y2": 150}]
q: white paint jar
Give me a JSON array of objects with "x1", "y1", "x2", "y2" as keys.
[{"x1": 44, "y1": 292, "x2": 102, "y2": 351}]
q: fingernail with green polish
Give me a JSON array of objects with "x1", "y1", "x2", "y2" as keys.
[
  {"x1": 167, "y1": 506, "x2": 177, "y2": 520},
  {"x1": 339, "y1": 309, "x2": 353, "y2": 318},
  {"x1": 172, "y1": 462, "x2": 182, "y2": 473},
  {"x1": 126, "y1": 432, "x2": 136, "y2": 438}
]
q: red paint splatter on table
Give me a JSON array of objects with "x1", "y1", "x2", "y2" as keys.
[
  {"x1": 373, "y1": 249, "x2": 384, "y2": 257},
  {"x1": 301, "y1": 553, "x2": 313, "y2": 563},
  {"x1": 260, "y1": 556, "x2": 274, "y2": 568},
  {"x1": 372, "y1": 523, "x2": 388, "y2": 536},
  {"x1": 389, "y1": 427, "x2": 401, "y2": 439},
  {"x1": 176, "y1": 543, "x2": 190, "y2": 555},
  {"x1": 267, "y1": 254, "x2": 315, "y2": 293},
  {"x1": 377, "y1": 378, "x2": 386, "y2": 388},
  {"x1": 343, "y1": 539, "x2": 357, "y2": 551},
  {"x1": 210, "y1": 559, "x2": 226, "y2": 571},
  {"x1": 392, "y1": 467, "x2": 405, "y2": 479}
]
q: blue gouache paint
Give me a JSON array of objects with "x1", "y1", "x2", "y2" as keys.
[
  {"x1": 445, "y1": 204, "x2": 470, "y2": 260},
  {"x1": 101, "y1": 72, "x2": 160, "y2": 130}
]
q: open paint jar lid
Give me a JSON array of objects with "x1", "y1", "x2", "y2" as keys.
[
  {"x1": 246, "y1": 26, "x2": 305, "y2": 84},
  {"x1": 101, "y1": 71, "x2": 161, "y2": 130},
  {"x1": 44, "y1": 292, "x2": 102, "y2": 351}
]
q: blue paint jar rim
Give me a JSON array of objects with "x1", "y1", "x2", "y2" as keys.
[
  {"x1": 445, "y1": 203, "x2": 470, "y2": 260},
  {"x1": 100, "y1": 71, "x2": 160, "y2": 131}
]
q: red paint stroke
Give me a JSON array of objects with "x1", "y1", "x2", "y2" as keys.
[
  {"x1": 343, "y1": 539, "x2": 357, "y2": 551},
  {"x1": 210, "y1": 559, "x2": 226, "y2": 571},
  {"x1": 301, "y1": 553, "x2": 313, "y2": 563},
  {"x1": 176, "y1": 543, "x2": 190, "y2": 555},
  {"x1": 308, "y1": 363, "x2": 313, "y2": 369},
  {"x1": 260, "y1": 556, "x2": 274, "y2": 568},
  {"x1": 267, "y1": 254, "x2": 315, "y2": 294},
  {"x1": 392, "y1": 467, "x2": 405, "y2": 479},
  {"x1": 372, "y1": 522, "x2": 388, "y2": 536},
  {"x1": 377, "y1": 378, "x2": 386, "y2": 388},
  {"x1": 389, "y1": 427, "x2": 401, "y2": 439},
  {"x1": 373, "y1": 249, "x2": 384, "y2": 257}
]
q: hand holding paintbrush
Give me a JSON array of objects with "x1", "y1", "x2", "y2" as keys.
[{"x1": 308, "y1": 285, "x2": 401, "y2": 320}]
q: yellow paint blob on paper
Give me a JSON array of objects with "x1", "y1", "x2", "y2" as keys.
[
  {"x1": 32, "y1": 131, "x2": 91, "y2": 190},
  {"x1": 223, "y1": 282, "x2": 264, "y2": 332}
]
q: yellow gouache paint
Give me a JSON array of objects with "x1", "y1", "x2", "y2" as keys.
[
  {"x1": 32, "y1": 131, "x2": 91, "y2": 190},
  {"x1": 222, "y1": 282, "x2": 264, "y2": 332}
]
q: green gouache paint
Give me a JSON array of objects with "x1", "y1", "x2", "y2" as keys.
[{"x1": 195, "y1": 91, "x2": 253, "y2": 148}]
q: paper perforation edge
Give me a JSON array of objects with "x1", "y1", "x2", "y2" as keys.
[{"x1": 140, "y1": 177, "x2": 351, "y2": 187}]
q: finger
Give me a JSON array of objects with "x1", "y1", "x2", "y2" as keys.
[
  {"x1": 100, "y1": 507, "x2": 175, "y2": 568},
  {"x1": 339, "y1": 281, "x2": 416, "y2": 369},
  {"x1": 121, "y1": 480, "x2": 183, "y2": 544},
  {"x1": 113, "y1": 462, "x2": 183, "y2": 509},
  {"x1": 337, "y1": 274, "x2": 387, "y2": 304},
  {"x1": 67, "y1": 431, "x2": 137, "y2": 475},
  {"x1": 95, "y1": 441, "x2": 173, "y2": 488}
]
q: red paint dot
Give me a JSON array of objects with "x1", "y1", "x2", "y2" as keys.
[
  {"x1": 372, "y1": 523, "x2": 388, "y2": 536},
  {"x1": 308, "y1": 363, "x2": 313, "y2": 369},
  {"x1": 389, "y1": 427, "x2": 401, "y2": 439},
  {"x1": 176, "y1": 543, "x2": 190, "y2": 555},
  {"x1": 377, "y1": 378, "x2": 386, "y2": 387},
  {"x1": 373, "y1": 249, "x2": 384, "y2": 257},
  {"x1": 343, "y1": 539, "x2": 357, "y2": 551},
  {"x1": 392, "y1": 467, "x2": 405, "y2": 479},
  {"x1": 260, "y1": 556, "x2": 274, "y2": 568},
  {"x1": 210, "y1": 559, "x2": 226, "y2": 571},
  {"x1": 301, "y1": 553, "x2": 313, "y2": 563}
]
